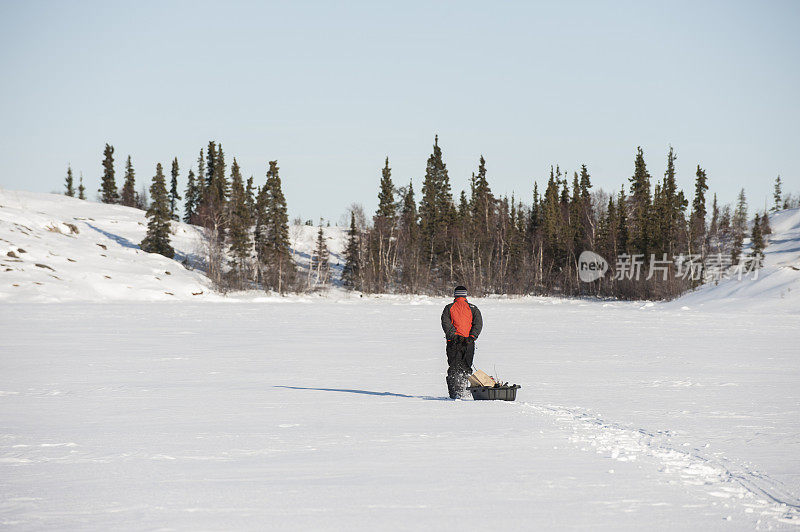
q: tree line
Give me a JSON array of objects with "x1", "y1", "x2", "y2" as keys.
[
  {"x1": 341, "y1": 137, "x2": 795, "y2": 299},
  {"x1": 64, "y1": 138, "x2": 796, "y2": 299},
  {"x1": 67, "y1": 141, "x2": 295, "y2": 293}
]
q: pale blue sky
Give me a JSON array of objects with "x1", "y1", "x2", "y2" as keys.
[{"x1": 1, "y1": 0, "x2": 798, "y2": 222}]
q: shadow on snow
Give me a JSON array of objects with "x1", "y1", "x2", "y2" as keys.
[{"x1": 275, "y1": 385, "x2": 451, "y2": 401}]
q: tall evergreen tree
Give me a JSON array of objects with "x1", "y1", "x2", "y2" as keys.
[
  {"x1": 418, "y1": 136, "x2": 455, "y2": 270},
  {"x1": 78, "y1": 173, "x2": 86, "y2": 200},
  {"x1": 120, "y1": 156, "x2": 137, "y2": 207},
  {"x1": 689, "y1": 165, "x2": 709, "y2": 255},
  {"x1": 541, "y1": 167, "x2": 565, "y2": 266},
  {"x1": 169, "y1": 157, "x2": 181, "y2": 220},
  {"x1": 731, "y1": 188, "x2": 748, "y2": 264},
  {"x1": 760, "y1": 210, "x2": 772, "y2": 236},
  {"x1": 253, "y1": 185, "x2": 269, "y2": 267},
  {"x1": 471, "y1": 155, "x2": 494, "y2": 234},
  {"x1": 628, "y1": 147, "x2": 652, "y2": 256},
  {"x1": 257, "y1": 161, "x2": 293, "y2": 292},
  {"x1": 708, "y1": 193, "x2": 720, "y2": 251},
  {"x1": 183, "y1": 169, "x2": 199, "y2": 223},
  {"x1": 375, "y1": 157, "x2": 396, "y2": 224},
  {"x1": 398, "y1": 181, "x2": 420, "y2": 291},
  {"x1": 342, "y1": 211, "x2": 361, "y2": 289},
  {"x1": 215, "y1": 144, "x2": 229, "y2": 204},
  {"x1": 773, "y1": 175, "x2": 783, "y2": 212},
  {"x1": 99, "y1": 143, "x2": 119, "y2": 203},
  {"x1": 245, "y1": 176, "x2": 255, "y2": 214},
  {"x1": 749, "y1": 213, "x2": 765, "y2": 264},
  {"x1": 371, "y1": 157, "x2": 397, "y2": 291},
  {"x1": 64, "y1": 166, "x2": 75, "y2": 197},
  {"x1": 196, "y1": 149, "x2": 206, "y2": 206},
  {"x1": 616, "y1": 186, "x2": 629, "y2": 255},
  {"x1": 226, "y1": 159, "x2": 252, "y2": 280},
  {"x1": 140, "y1": 163, "x2": 174, "y2": 258},
  {"x1": 529, "y1": 181, "x2": 541, "y2": 233},
  {"x1": 311, "y1": 220, "x2": 330, "y2": 285},
  {"x1": 657, "y1": 147, "x2": 687, "y2": 255},
  {"x1": 206, "y1": 141, "x2": 217, "y2": 191}
]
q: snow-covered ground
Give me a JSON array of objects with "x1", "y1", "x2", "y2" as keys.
[
  {"x1": 1, "y1": 299, "x2": 798, "y2": 529},
  {"x1": 1, "y1": 190, "x2": 799, "y2": 529},
  {"x1": 0, "y1": 189, "x2": 347, "y2": 301},
  {"x1": 666, "y1": 207, "x2": 800, "y2": 314}
]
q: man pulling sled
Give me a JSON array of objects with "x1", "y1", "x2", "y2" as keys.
[{"x1": 441, "y1": 285, "x2": 483, "y2": 399}]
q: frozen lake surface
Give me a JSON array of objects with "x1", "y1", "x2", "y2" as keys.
[{"x1": 1, "y1": 298, "x2": 798, "y2": 530}]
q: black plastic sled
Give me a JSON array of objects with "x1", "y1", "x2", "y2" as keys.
[{"x1": 467, "y1": 384, "x2": 521, "y2": 401}]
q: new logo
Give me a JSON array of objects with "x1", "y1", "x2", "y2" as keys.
[{"x1": 578, "y1": 251, "x2": 608, "y2": 282}]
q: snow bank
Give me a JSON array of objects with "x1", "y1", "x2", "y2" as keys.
[
  {"x1": 0, "y1": 189, "x2": 353, "y2": 302},
  {"x1": 668, "y1": 208, "x2": 800, "y2": 313},
  {"x1": 0, "y1": 189, "x2": 217, "y2": 302}
]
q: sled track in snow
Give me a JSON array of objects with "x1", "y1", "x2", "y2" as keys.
[{"x1": 521, "y1": 402, "x2": 800, "y2": 526}]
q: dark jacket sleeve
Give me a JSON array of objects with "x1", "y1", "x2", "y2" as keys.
[
  {"x1": 469, "y1": 304, "x2": 483, "y2": 339},
  {"x1": 441, "y1": 303, "x2": 456, "y2": 340}
]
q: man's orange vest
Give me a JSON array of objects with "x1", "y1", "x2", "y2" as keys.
[{"x1": 449, "y1": 297, "x2": 473, "y2": 337}]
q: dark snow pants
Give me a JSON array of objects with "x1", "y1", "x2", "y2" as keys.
[{"x1": 446, "y1": 336, "x2": 474, "y2": 399}]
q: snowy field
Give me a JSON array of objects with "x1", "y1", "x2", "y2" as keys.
[
  {"x1": 2, "y1": 190, "x2": 800, "y2": 529},
  {"x1": 1, "y1": 298, "x2": 799, "y2": 530}
]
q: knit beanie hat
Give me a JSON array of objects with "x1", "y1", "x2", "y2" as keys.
[{"x1": 454, "y1": 285, "x2": 468, "y2": 298}]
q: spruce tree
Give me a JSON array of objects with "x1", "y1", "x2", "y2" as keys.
[
  {"x1": 773, "y1": 175, "x2": 783, "y2": 212},
  {"x1": 375, "y1": 157, "x2": 396, "y2": 225},
  {"x1": 760, "y1": 210, "x2": 772, "y2": 236},
  {"x1": 458, "y1": 190, "x2": 469, "y2": 221},
  {"x1": 342, "y1": 211, "x2": 361, "y2": 289},
  {"x1": 215, "y1": 144, "x2": 229, "y2": 203},
  {"x1": 201, "y1": 141, "x2": 220, "y2": 217},
  {"x1": 99, "y1": 143, "x2": 119, "y2": 203},
  {"x1": 628, "y1": 147, "x2": 652, "y2": 257},
  {"x1": 206, "y1": 141, "x2": 217, "y2": 192},
  {"x1": 196, "y1": 149, "x2": 206, "y2": 209},
  {"x1": 78, "y1": 173, "x2": 86, "y2": 200},
  {"x1": 659, "y1": 147, "x2": 687, "y2": 255},
  {"x1": 140, "y1": 163, "x2": 174, "y2": 258},
  {"x1": 245, "y1": 176, "x2": 255, "y2": 215},
  {"x1": 419, "y1": 136, "x2": 454, "y2": 267},
  {"x1": 64, "y1": 166, "x2": 75, "y2": 197},
  {"x1": 264, "y1": 161, "x2": 290, "y2": 254},
  {"x1": 120, "y1": 156, "x2": 137, "y2": 207},
  {"x1": 568, "y1": 171, "x2": 584, "y2": 253},
  {"x1": 749, "y1": 213, "x2": 765, "y2": 265},
  {"x1": 169, "y1": 157, "x2": 181, "y2": 220},
  {"x1": 541, "y1": 168, "x2": 565, "y2": 266},
  {"x1": 731, "y1": 188, "x2": 748, "y2": 264},
  {"x1": 226, "y1": 158, "x2": 252, "y2": 276},
  {"x1": 529, "y1": 181, "x2": 541, "y2": 233},
  {"x1": 616, "y1": 186, "x2": 629, "y2": 254},
  {"x1": 689, "y1": 165, "x2": 709, "y2": 255},
  {"x1": 708, "y1": 193, "x2": 720, "y2": 252},
  {"x1": 259, "y1": 160, "x2": 293, "y2": 292},
  {"x1": 600, "y1": 195, "x2": 618, "y2": 258},
  {"x1": 253, "y1": 184, "x2": 269, "y2": 268},
  {"x1": 312, "y1": 220, "x2": 330, "y2": 285},
  {"x1": 471, "y1": 155, "x2": 494, "y2": 234},
  {"x1": 371, "y1": 157, "x2": 397, "y2": 290},
  {"x1": 183, "y1": 169, "x2": 198, "y2": 223},
  {"x1": 398, "y1": 181, "x2": 419, "y2": 291}
]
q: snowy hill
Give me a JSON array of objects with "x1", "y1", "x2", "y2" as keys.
[
  {"x1": 669, "y1": 207, "x2": 800, "y2": 313},
  {"x1": 0, "y1": 189, "x2": 349, "y2": 302},
  {"x1": 0, "y1": 189, "x2": 214, "y2": 302}
]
